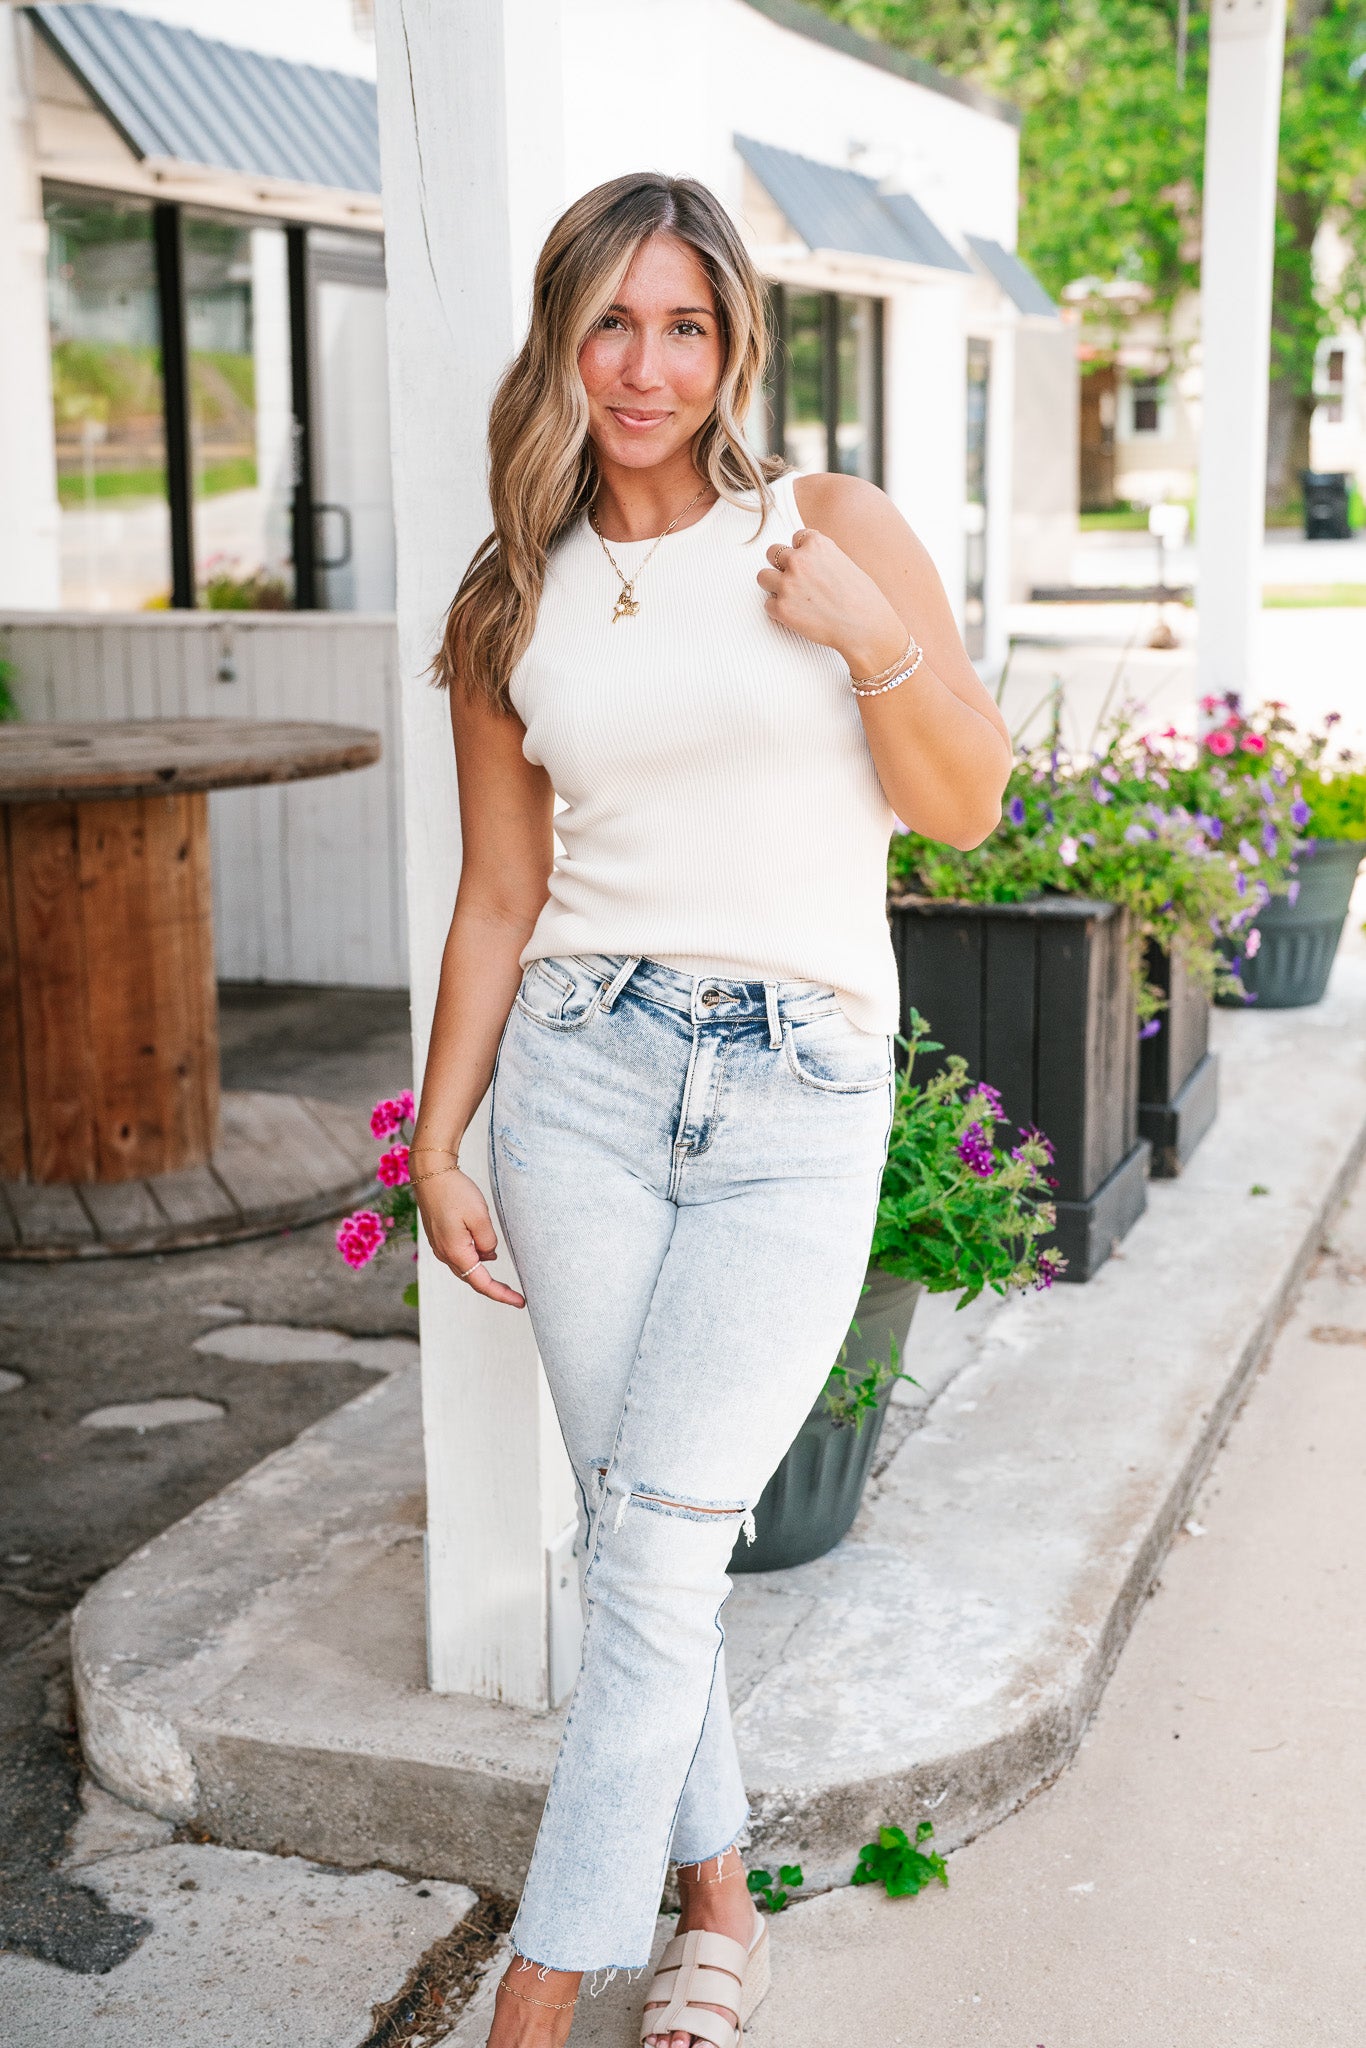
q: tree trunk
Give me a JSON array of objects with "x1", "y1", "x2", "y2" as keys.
[{"x1": 1265, "y1": 375, "x2": 1314, "y2": 513}]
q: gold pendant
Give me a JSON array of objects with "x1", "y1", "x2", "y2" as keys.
[{"x1": 611, "y1": 587, "x2": 639, "y2": 623}]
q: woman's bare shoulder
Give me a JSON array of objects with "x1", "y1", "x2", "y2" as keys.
[{"x1": 792, "y1": 472, "x2": 924, "y2": 568}]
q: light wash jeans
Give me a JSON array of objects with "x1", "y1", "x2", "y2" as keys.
[{"x1": 488, "y1": 953, "x2": 894, "y2": 1972}]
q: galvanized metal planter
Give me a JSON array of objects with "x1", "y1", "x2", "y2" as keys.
[
  {"x1": 1138, "y1": 941, "x2": 1219, "y2": 1178},
  {"x1": 731, "y1": 1269, "x2": 921, "y2": 1574},
  {"x1": 888, "y1": 893, "x2": 1149, "y2": 1281},
  {"x1": 1217, "y1": 839, "x2": 1366, "y2": 1010}
]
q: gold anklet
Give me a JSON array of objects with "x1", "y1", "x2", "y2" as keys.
[
  {"x1": 499, "y1": 1975, "x2": 577, "y2": 2012},
  {"x1": 677, "y1": 1857, "x2": 742, "y2": 1886}
]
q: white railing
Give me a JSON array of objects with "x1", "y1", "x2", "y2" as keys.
[{"x1": 0, "y1": 610, "x2": 408, "y2": 989}]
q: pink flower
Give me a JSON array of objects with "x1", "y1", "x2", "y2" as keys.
[
  {"x1": 377, "y1": 1143, "x2": 410, "y2": 1187},
  {"x1": 1239, "y1": 733, "x2": 1266, "y2": 755},
  {"x1": 1059, "y1": 836, "x2": 1080, "y2": 866},
  {"x1": 397, "y1": 1089, "x2": 415, "y2": 1122},
  {"x1": 1245, "y1": 929, "x2": 1262, "y2": 958},
  {"x1": 1205, "y1": 730, "x2": 1235, "y2": 757},
  {"x1": 370, "y1": 1096, "x2": 403, "y2": 1138},
  {"x1": 337, "y1": 1209, "x2": 388, "y2": 1270}
]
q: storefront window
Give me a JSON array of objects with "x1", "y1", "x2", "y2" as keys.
[
  {"x1": 766, "y1": 287, "x2": 883, "y2": 483},
  {"x1": 45, "y1": 192, "x2": 169, "y2": 609},
  {"x1": 185, "y1": 216, "x2": 294, "y2": 606},
  {"x1": 835, "y1": 296, "x2": 880, "y2": 481}
]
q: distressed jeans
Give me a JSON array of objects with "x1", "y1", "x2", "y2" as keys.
[{"x1": 488, "y1": 954, "x2": 893, "y2": 1972}]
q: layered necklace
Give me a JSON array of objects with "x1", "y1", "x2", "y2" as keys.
[{"x1": 589, "y1": 483, "x2": 709, "y2": 623}]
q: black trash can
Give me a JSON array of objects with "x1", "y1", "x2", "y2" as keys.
[{"x1": 1301, "y1": 470, "x2": 1351, "y2": 541}]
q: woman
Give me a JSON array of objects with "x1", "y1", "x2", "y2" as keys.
[{"x1": 410, "y1": 172, "x2": 1011, "y2": 2048}]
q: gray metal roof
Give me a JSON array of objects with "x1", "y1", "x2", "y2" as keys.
[
  {"x1": 28, "y1": 3, "x2": 380, "y2": 195},
  {"x1": 736, "y1": 136, "x2": 971, "y2": 276},
  {"x1": 965, "y1": 234, "x2": 1058, "y2": 319}
]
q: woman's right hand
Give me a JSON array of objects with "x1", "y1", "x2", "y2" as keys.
[{"x1": 414, "y1": 1168, "x2": 526, "y2": 1308}]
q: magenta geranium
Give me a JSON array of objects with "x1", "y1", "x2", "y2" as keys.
[
  {"x1": 336, "y1": 1209, "x2": 390, "y2": 1270},
  {"x1": 339, "y1": 1091, "x2": 422, "y2": 1306}
]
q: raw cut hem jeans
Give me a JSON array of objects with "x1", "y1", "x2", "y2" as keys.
[{"x1": 488, "y1": 954, "x2": 893, "y2": 1972}]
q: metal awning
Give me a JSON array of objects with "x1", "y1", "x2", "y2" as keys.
[
  {"x1": 964, "y1": 234, "x2": 1058, "y2": 319},
  {"x1": 28, "y1": 3, "x2": 380, "y2": 196},
  {"x1": 736, "y1": 135, "x2": 970, "y2": 276}
]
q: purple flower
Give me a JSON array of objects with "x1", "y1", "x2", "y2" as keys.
[
  {"x1": 1238, "y1": 838, "x2": 1260, "y2": 865},
  {"x1": 1008, "y1": 794, "x2": 1027, "y2": 826},
  {"x1": 1287, "y1": 879, "x2": 1301, "y2": 906},
  {"x1": 1123, "y1": 822, "x2": 1151, "y2": 844},
  {"x1": 1273, "y1": 766, "x2": 1287, "y2": 787},
  {"x1": 1138, "y1": 1019, "x2": 1162, "y2": 1040},
  {"x1": 974, "y1": 1083, "x2": 1006, "y2": 1121},
  {"x1": 1203, "y1": 815, "x2": 1224, "y2": 842},
  {"x1": 1014, "y1": 1124, "x2": 1056, "y2": 1165},
  {"x1": 1235, "y1": 871, "x2": 1247, "y2": 897},
  {"x1": 956, "y1": 1122, "x2": 996, "y2": 1178},
  {"x1": 1034, "y1": 1251, "x2": 1064, "y2": 1291},
  {"x1": 1090, "y1": 779, "x2": 1112, "y2": 805},
  {"x1": 1291, "y1": 797, "x2": 1311, "y2": 829},
  {"x1": 1262, "y1": 822, "x2": 1278, "y2": 857}
]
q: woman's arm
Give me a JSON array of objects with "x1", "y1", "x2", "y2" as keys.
[
  {"x1": 408, "y1": 685, "x2": 554, "y2": 1306},
  {"x1": 757, "y1": 473, "x2": 1012, "y2": 848}
]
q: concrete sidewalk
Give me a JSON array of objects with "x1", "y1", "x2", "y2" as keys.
[{"x1": 456, "y1": 1153, "x2": 1366, "y2": 2047}]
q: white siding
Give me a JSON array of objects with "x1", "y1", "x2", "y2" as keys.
[{"x1": 0, "y1": 610, "x2": 408, "y2": 988}]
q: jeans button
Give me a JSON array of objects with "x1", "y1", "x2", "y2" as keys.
[{"x1": 700, "y1": 989, "x2": 724, "y2": 1007}]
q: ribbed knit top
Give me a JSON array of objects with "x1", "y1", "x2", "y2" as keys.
[{"x1": 509, "y1": 469, "x2": 898, "y2": 1034}]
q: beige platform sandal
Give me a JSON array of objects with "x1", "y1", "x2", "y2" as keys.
[{"x1": 639, "y1": 1913, "x2": 770, "y2": 2046}]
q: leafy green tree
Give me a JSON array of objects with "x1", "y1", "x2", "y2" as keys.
[{"x1": 815, "y1": 0, "x2": 1366, "y2": 506}]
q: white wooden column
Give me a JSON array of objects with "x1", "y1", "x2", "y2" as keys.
[
  {"x1": 1195, "y1": 0, "x2": 1287, "y2": 701},
  {"x1": 0, "y1": 10, "x2": 60, "y2": 609},
  {"x1": 884, "y1": 280, "x2": 968, "y2": 630},
  {"x1": 372, "y1": 0, "x2": 578, "y2": 1708}
]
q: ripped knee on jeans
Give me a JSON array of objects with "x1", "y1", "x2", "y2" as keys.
[{"x1": 597, "y1": 1468, "x2": 757, "y2": 1544}]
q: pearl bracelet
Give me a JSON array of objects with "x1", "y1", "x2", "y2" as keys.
[{"x1": 850, "y1": 641, "x2": 925, "y2": 699}]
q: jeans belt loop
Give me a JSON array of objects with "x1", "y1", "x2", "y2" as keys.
[
  {"x1": 763, "y1": 980, "x2": 783, "y2": 1051},
  {"x1": 600, "y1": 956, "x2": 643, "y2": 1013}
]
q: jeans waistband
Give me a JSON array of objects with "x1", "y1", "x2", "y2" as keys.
[{"x1": 562, "y1": 953, "x2": 846, "y2": 1029}]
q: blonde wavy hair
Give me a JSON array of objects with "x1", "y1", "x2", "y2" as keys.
[{"x1": 433, "y1": 171, "x2": 784, "y2": 710}]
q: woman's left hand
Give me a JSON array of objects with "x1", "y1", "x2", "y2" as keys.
[{"x1": 757, "y1": 526, "x2": 908, "y2": 679}]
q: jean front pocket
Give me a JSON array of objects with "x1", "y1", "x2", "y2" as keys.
[
  {"x1": 514, "y1": 955, "x2": 605, "y2": 1032},
  {"x1": 783, "y1": 1011, "x2": 894, "y2": 1094}
]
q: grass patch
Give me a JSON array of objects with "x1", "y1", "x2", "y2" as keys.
[
  {"x1": 57, "y1": 466, "x2": 166, "y2": 506},
  {"x1": 1263, "y1": 584, "x2": 1366, "y2": 607},
  {"x1": 1079, "y1": 504, "x2": 1153, "y2": 531}
]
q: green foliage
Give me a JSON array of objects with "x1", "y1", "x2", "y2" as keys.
[
  {"x1": 50, "y1": 338, "x2": 163, "y2": 430},
  {"x1": 0, "y1": 658, "x2": 19, "y2": 724},
  {"x1": 888, "y1": 703, "x2": 1301, "y2": 1013},
  {"x1": 747, "y1": 1865, "x2": 804, "y2": 1913},
  {"x1": 812, "y1": 1, "x2": 1366, "y2": 412},
  {"x1": 1299, "y1": 768, "x2": 1366, "y2": 839},
  {"x1": 822, "y1": 1329, "x2": 920, "y2": 1432},
  {"x1": 199, "y1": 560, "x2": 290, "y2": 610},
  {"x1": 851, "y1": 1821, "x2": 948, "y2": 1899},
  {"x1": 869, "y1": 1013, "x2": 1062, "y2": 1304}
]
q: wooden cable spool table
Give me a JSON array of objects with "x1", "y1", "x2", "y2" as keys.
[{"x1": 0, "y1": 719, "x2": 384, "y2": 1257}]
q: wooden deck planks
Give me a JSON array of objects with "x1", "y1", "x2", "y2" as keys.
[{"x1": 0, "y1": 1092, "x2": 376, "y2": 1258}]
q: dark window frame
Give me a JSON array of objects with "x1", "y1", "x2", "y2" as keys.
[
  {"x1": 42, "y1": 180, "x2": 382, "y2": 612},
  {"x1": 766, "y1": 283, "x2": 884, "y2": 485}
]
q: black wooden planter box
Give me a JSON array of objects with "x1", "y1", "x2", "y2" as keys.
[
  {"x1": 889, "y1": 894, "x2": 1149, "y2": 1282},
  {"x1": 1138, "y1": 942, "x2": 1218, "y2": 1178}
]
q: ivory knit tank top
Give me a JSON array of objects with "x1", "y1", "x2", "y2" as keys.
[{"x1": 509, "y1": 470, "x2": 899, "y2": 1035}]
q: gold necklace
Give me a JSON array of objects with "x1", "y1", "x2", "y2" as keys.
[{"x1": 590, "y1": 484, "x2": 708, "y2": 622}]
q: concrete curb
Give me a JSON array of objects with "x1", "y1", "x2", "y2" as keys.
[{"x1": 71, "y1": 934, "x2": 1366, "y2": 1894}]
